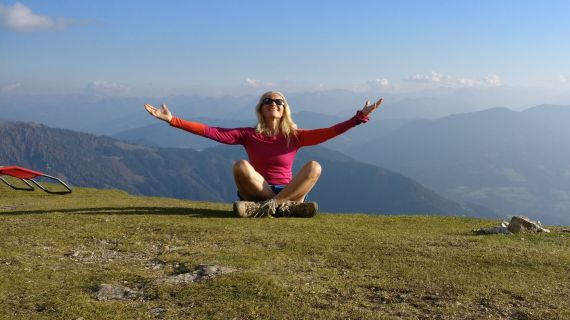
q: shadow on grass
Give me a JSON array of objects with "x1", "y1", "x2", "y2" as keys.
[{"x1": 0, "y1": 206, "x2": 234, "y2": 218}]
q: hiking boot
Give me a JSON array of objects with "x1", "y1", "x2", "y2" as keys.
[
  {"x1": 277, "y1": 201, "x2": 318, "y2": 218},
  {"x1": 233, "y1": 199, "x2": 278, "y2": 218}
]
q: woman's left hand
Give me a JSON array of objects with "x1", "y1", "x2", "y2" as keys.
[{"x1": 361, "y1": 98, "x2": 383, "y2": 116}]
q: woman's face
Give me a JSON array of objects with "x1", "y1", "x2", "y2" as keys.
[{"x1": 260, "y1": 93, "x2": 285, "y2": 121}]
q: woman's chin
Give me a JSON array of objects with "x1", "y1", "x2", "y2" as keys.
[{"x1": 264, "y1": 114, "x2": 282, "y2": 121}]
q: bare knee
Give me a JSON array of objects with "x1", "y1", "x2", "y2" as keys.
[
  {"x1": 233, "y1": 160, "x2": 253, "y2": 178},
  {"x1": 305, "y1": 160, "x2": 322, "y2": 179}
]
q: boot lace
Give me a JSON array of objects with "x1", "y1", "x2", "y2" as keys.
[{"x1": 254, "y1": 198, "x2": 278, "y2": 218}]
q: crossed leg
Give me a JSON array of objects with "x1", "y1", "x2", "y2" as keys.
[{"x1": 233, "y1": 160, "x2": 322, "y2": 205}]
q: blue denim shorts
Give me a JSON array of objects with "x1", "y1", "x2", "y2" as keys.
[{"x1": 237, "y1": 184, "x2": 286, "y2": 201}]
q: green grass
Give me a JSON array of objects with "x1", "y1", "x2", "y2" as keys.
[{"x1": 1, "y1": 185, "x2": 569, "y2": 319}]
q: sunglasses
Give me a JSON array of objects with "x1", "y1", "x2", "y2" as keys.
[{"x1": 262, "y1": 98, "x2": 285, "y2": 106}]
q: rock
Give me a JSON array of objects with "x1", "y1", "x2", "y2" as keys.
[
  {"x1": 507, "y1": 216, "x2": 550, "y2": 233},
  {"x1": 474, "y1": 221, "x2": 512, "y2": 235},
  {"x1": 474, "y1": 226, "x2": 512, "y2": 235},
  {"x1": 156, "y1": 264, "x2": 238, "y2": 284},
  {"x1": 159, "y1": 272, "x2": 198, "y2": 284},
  {"x1": 195, "y1": 264, "x2": 228, "y2": 280},
  {"x1": 193, "y1": 264, "x2": 238, "y2": 282},
  {"x1": 94, "y1": 284, "x2": 139, "y2": 301}
]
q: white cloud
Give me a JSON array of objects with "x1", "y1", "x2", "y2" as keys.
[
  {"x1": 407, "y1": 71, "x2": 448, "y2": 83},
  {"x1": 244, "y1": 77, "x2": 274, "y2": 88},
  {"x1": 405, "y1": 71, "x2": 502, "y2": 88},
  {"x1": 485, "y1": 74, "x2": 502, "y2": 86},
  {"x1": 0, "y1": 2, "x2": 78, "y2": 32},
  {"x1": 366, "y1": 78, "x2": 390, "y2": 89},
  {"x1": 560, "y1": 75, "x2": 568, "y2": 83},
  {"x1": 86, "y1": 81, "x2": 130, "y2": 96}
]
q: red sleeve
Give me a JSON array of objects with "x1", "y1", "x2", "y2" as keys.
[
  {"x1": 297, "y1": 111, "x2": 369, "y2": 147},
  {"x1": 169, "y1": 116, "x2": 246, "y2": 145},
  {"x1": 169, "y1": 117, "x2": 207, "y2": 135}
]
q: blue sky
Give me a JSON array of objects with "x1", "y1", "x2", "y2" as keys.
[{"x1": 1, "y1": 0, "x2": 569, "y2": 102}]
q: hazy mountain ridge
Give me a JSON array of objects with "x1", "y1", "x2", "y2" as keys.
[
  {"x1": 0, "y1": 121, "x2": 488, "y2": 217},
  {"x1": 345, "y1": 104, "x2": 570, "y2": 224},
  {"x1": 0, "y1": 91, "x2": 488, "y2": 136}
]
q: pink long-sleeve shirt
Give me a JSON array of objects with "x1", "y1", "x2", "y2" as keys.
[{"x1": 169, "y1": 111, "x2": 369, "y2": 185}]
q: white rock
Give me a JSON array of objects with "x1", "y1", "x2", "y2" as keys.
[{"x1": 507, "y1": 216, "x2": 550, "y2": 233}]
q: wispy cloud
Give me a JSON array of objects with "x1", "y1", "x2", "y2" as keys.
[
  {"x1": 405, "y1": 71, "x2": 502, "y2": 88},
  {"x1": 244, "y1": 77, "x2": 274, "y2": 88},
  {"x1": 407, "y1": 71, "x2": 449, "y2": 84},
  {"x1": 485, "y1": 74, "x2": 502, "y2": 86},
  {"x1": 560, "y1": 75, "x2": 568, "y2": 83},
  {"x1": 0, "y1": 2, "x2": 82, "y2": 32},
  {"x1": 86, "y1": 81, "x2": 130, "y2": 96},
  {"x1": 366, "y1": 78, "x2": 390, "y2": 89}
]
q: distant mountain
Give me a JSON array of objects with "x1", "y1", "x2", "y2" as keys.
[
  {"x1": 0, "y1": 94, "x2": 257, "y2": 135},
  {"x1": 344, "y1": 104, "x2": 570, "y2": 225},
  {"x1": 376, "y1": 97, "x2": 480, "y2": 120},
  {"x1": 292, "y1": 111, "x2": 418, "y2": 151},
  {"x1": 0, "y1": 122, "x2": 489, "y2": 217},
  {"x1": 0, "y1": 90, "x2": 487, "y2": 137}
]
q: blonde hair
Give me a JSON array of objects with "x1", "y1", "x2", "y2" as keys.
[{"x1": 254, "y1": 91, "x2": 298, "y2": 144}]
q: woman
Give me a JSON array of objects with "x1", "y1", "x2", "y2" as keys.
[{"x1": 145, "y1": 91, "x2": 382, "y2": 218}]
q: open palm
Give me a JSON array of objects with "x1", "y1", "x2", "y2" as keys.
[
  {"x1": 144, "y1": 103, "x2": 173, "y2": 122},
  {"x1": 361, "y1": 98, "x2": 383, "y2": 116}
]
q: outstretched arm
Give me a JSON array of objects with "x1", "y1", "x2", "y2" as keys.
[
  {"x1": 298, "y1": 98, "x2": 383, "y2": 147},
  {"x1": 143, "y1": 103, "x2": 246, "y2": 145}
]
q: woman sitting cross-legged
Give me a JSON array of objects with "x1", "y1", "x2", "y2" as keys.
[{"x1": 145, "y1": 91, "x2": 383, "y2": 217}]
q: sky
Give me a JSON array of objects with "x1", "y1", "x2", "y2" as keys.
[{"x1": 1, "y1": 0, "x2": 570, "y2": 106}]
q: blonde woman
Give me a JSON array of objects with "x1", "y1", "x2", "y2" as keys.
[{"x1": 145, "y1": 91, "x2": 383, "y2": 217}]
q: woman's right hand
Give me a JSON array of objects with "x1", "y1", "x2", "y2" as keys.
[{"x1": 144, "y1": 103, "x2": 173, "y2": 122}]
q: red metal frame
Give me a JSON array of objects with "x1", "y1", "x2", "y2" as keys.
[{"x1": 0, "y1": 166, "x2": 72, "y2": 194}]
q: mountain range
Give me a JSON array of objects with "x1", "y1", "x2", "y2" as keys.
[
  {"x1": 344, "y1": 104, "x2": 570, "y2": 225},
  {"x1": 0, "y1": 122, "x2": 489, "y2": 217},
  {"x1": 0, "y1": 90, "x2": 488, "y2": 136}
]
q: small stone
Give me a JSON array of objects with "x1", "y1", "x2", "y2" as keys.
[
  {"x1": 156, "y1": 264, "x2": 237, "y2": 284},
  {"x1": 159, "y1": 272, "x2": 198, "y2": 284},
  {"x1": 94, "y1": 284, "x2": 138, "y2": 301},
  {"x1": 473, "y1": 225, "x2": 511, "y2": 235},
  {"x1": 473, "y1": 220, "x2": 512, "y2": 234}
]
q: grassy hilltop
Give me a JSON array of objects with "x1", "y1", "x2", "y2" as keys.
[{"x1": 0, "y1": 186, "x2": 569, "y2": 319}]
